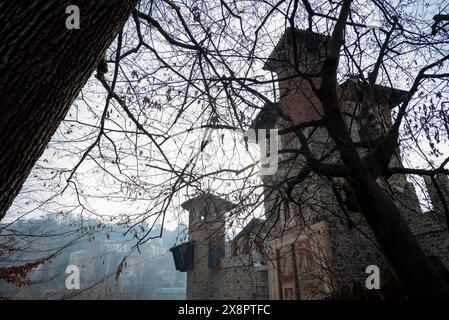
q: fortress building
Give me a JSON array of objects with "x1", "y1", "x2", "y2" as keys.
[{"x1": 171, "y1": 28, "x2": 449, "y2": 299}]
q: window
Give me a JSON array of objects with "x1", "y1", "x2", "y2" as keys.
[{"x1": 284, "y1": 202, "x2": 291, "y2": 221}]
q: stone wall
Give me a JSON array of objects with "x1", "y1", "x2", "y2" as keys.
[{"x1": 220, "y1": 256, "x2": 269, "y2": 300}]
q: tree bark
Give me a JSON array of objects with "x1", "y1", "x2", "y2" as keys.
[
  {"x1": 0, "y1": 0, "x2": 138, "y2": 220},
  {"x1": 350, "y1": 175, "x2": 449, "y2": 299}
]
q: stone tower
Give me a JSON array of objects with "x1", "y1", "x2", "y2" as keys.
[{"x1": 181, "y1": 193, "x2": 233, "y2": 300}]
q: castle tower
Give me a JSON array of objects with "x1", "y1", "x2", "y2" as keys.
[
  {"x1": 264, "y1": 29, "x2": 329, "y2": 143},
  {"x1": 181, "y1": 193, "x2": 233, "y2": 300}
]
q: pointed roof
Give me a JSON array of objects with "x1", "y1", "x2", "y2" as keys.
[{"x1": 263, "y1": 27, "x2": 330, "y2": 72}]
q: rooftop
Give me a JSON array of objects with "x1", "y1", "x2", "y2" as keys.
[
  {"x1": 263, "y1": 27, "x2": 331, "y2": 72},
  {"x1": 249, "y1": 102, "x2": 282, "y2": 131},
  {"x1": 233, "y1": 218, "x2": 266, "y2": 241},
  {"x1": 250, "y1": 77, "x2": 409, "y2": 130},
  {"x1": 340, "y1": 76, "x2": 409, "y2": 108},
  {"x1": 181, "y1": 193, "x2": 234, "y2": 215}
]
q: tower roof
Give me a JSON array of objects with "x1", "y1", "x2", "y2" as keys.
[
  {"x1": 249, "y1": 102, "x2": 282, "y2": 130},
  {"x1": 263, "y1": 27, "x2": 330, "y2": 72},
  {"x1": 249, "y1": 78, "x2": 408, "y2": 128},
  {"x1": 181, "y1": 193, "x2": 234, "y2": 215},
  {"x1": 233, "y1": 218, "x2": 266, "y2": 240},
  {"x1": 340, "y1": 77, "x2": 409, "y2": 108}
]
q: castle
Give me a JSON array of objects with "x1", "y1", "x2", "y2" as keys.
[{"x1": 170, "y1": 28, "x2": 449, "y2": 300}]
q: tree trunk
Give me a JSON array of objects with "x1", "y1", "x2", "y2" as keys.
[
  {"x1": 350, "y1": 174, "x2": 449, "y2": 299},
  {"x1": 321, "y1": 85, "x2": 449, "y2": 298},
  {"x1": 0, "y1": 0, "x2": 138, "y2": 220}
]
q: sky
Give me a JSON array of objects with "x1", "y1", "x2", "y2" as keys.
[{"x1": 4, "y1": 0, "x2": 449, "y2": 237}]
